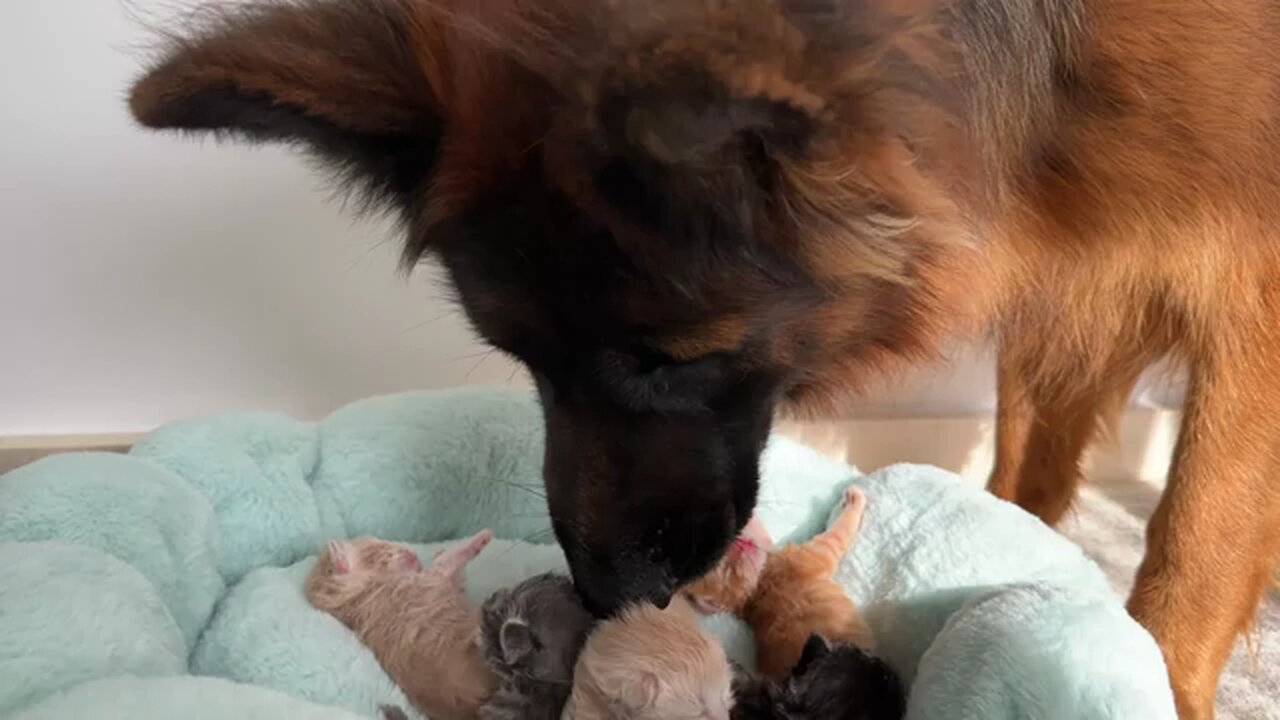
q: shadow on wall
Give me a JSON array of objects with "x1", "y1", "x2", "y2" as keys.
[
  {"x1": 774, "y1": 343, "x2": 1186, "y2": 484},
  {"x1": 775, "y1": 408, "x2": 1182, "y2": 488}
]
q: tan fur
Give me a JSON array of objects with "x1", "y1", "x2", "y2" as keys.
[
  {"x1": 972, "y1": 9, "x2": 1280, "y2": 718},
  {"x1": 305, "y1": 533, "x2": 497, "y2": 720},
  {"x1": 564, "y1": 598, "x2": 733, "y2": 720}
]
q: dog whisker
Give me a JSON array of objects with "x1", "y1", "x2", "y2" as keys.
[{"x1": 465, "y1": 350, "x2": 496, "y2": 380}]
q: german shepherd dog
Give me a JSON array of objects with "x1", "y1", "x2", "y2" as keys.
[{"x1": 128, "y1": 1, "x2": 1280, "y2": 716}]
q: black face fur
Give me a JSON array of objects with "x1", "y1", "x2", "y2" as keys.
[
  {"x1": 431, "y1": 153, "x2": 821, "y2": 611},
  {"x1": 425, "y1": 63, "x2": 833, "y2": 610}
]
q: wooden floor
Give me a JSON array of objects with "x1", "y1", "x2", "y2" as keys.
[
  {"x1": 0, "y1": 408, "x2": 1180, "y2": 479},
  {"x1": 0, "y1": 434, "x2": 137, "y2": 474}
]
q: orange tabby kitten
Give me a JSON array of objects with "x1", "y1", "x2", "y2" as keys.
[
  {"x1": 305, "y1": 532, "x2": 497, "y2": 720},
  {"x1": 683, "y1": 512, "x2": 774, "y2": 616},
  {"x1": 684, "y1": 487, "x2": 874, "y2": 680}
]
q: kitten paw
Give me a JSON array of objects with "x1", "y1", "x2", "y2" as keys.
[
  {"x1": 462, "y1": 529, "x2": 495, "y2": 558},
  {"x1": 842, "y1": 485, "x2": 867, "y2": 513}
]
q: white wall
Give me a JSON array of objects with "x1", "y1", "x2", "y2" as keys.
[{"x1": 0, "y1": 1, "x2": 1181, "y2": 437}]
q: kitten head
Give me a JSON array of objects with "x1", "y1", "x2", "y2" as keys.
[
  {"x1": 682, "y1": 513, "x2": 772, "y2": 615},
  {"x1": 782, "y1": 635, "x2": 906, "y2": 720},
  {"x1": 305, "y1": 537, "x2": 422, "y2": 611},
  {"x1": 568, "y1": 598, "x2": 734, "y2": 720},
  {"x1": 728, "y1": 666, "x2": 781, "y2": 720},
  {"x1": 480, "y1": 573, "x2": 595, "y2": 686}
]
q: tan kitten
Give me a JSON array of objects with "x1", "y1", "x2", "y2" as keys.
[
  {"x1": 684, "y1": 487, "x2": 875, "y2": 681},
  {"x1": 305, "y1": 532, "x2": 497, "y2": 720},
  {"x1": 564, "y1": 597, "x2": 733, "y2": 720}
]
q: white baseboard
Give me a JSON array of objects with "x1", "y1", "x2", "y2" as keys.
[{"x1": 0, "y1": 409, "x2": 1181, "y2": 484}]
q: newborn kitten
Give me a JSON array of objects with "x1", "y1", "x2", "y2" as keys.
[
  {"x1": 685, "y1": 487, "x2": 875, "y2": 680},
  {"x1": 731, "y1": 635, "x2": 906, "y2": 720},
  {"x1": 683, "y1": 511, "x2": 773, "y2": 615},
  {"x1": 564, "y1": 597, "x2": 734, "y2": 720},
  {"x1": 305, "y1": 532, "x2": 497, "y2": 720},
  {"x1": 478, "y1": 572, "x2": 595, "y2": 720}
]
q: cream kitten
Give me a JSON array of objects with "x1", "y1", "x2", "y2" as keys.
[
  {"x1": 305, "y1": 531, "x2": 497, "y2": 720},
  {"x1": 564, "y1": 597, "x2": 733, "y2": 720}
]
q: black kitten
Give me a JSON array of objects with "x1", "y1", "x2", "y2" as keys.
[
  {"x1": 478, "y1": 573, "x2": 596, "y2": 720},
  {"x1": 733, "y1": 634, "x2": 906, "y2": 720}
]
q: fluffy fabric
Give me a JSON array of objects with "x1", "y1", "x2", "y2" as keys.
[
  {"x1": 0, "y1": 542, "x2": 187, "y2": 716},
  {"x1": 0, "y1": 388, "x2": 1175, "y2": 719},
  {"x1": 907, "y1": 585, "x2": 1176, "y2": 719},
  {"x1": 0, "y1": 452, "x2": 224, "y2": 647},
  {"x1": 8, "y1": 676, "x2": 368, "y2": 720},
  {"x1": 833, "y1": 464, "x2": 1141, "y2": 685}
]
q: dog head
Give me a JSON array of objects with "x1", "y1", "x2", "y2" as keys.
[{"x1": 129, "y1": 0, "x2": 972, "y2": 615}]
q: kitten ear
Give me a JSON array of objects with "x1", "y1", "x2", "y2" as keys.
[
  {"x1": 618, "y1": 672, "x2": 661, "y2": 711},
  {"x1": 688, "y1": 593, "x2": 727, "y2": 616},
  {"x1": 668, "y1": 594, "x2": 701, "y2": 621},
  {"x1": 483, "y1": 588, "x2": 513, "y2": 615},
  {"x1": 500, "y1": 618, "x2": 535, "y2": 666},
  {"x1": 327, "y1": 540, "x2": 356, "y2": 574},
  {"x1": 793, "y1": 634, "x2": 831, "y2": 676}
]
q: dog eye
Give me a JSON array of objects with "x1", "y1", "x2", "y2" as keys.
[
  {"x1": 593, "y1": 346, "x2": 730, "y2": 413},
  {"x1": 627, "y1": 343, "x2": 682, "y2": 373}
]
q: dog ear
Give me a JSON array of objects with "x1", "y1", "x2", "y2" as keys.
[
  {"x1": 598, "y1": 71, "x2": 815, "y2": 170},
  {"x1": 128, "y1": 0, "x2": 447, "y2": 212},
  {"x1": 590, "y1": 67, "x2": 817, "y2": 247}
]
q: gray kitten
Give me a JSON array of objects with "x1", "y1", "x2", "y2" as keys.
[{"x1": 479, "y1": 572, "x2": 596, "y2": 720}]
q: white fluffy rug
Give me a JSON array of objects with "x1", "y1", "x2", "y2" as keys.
[{"x1": 1059, "y1": 476, "x2": 1279, "y2": 720}]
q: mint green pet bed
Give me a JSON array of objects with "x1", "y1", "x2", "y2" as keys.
[{"x1": 0, "y1": 388, "x2": 1175, "y2": 719}]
